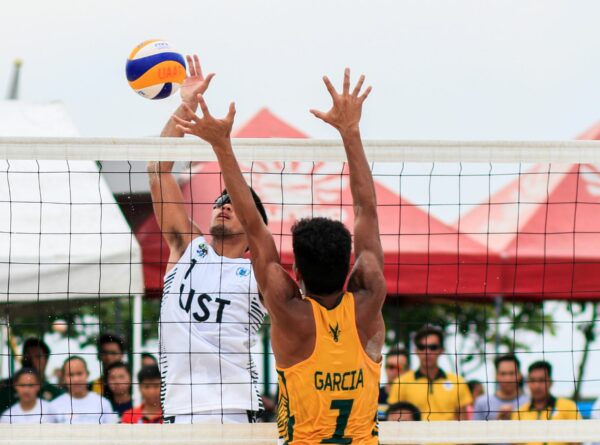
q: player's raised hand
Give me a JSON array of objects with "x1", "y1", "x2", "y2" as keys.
[
  {"x1": 310, "y1": 68, "x2": 372, "y2": 135},
  {"x1": 180, "y1": 55, "x2": 215, "y2": 107},
  {"x1": 173, "y1": 94, "x2": 235, "y2": 148}
]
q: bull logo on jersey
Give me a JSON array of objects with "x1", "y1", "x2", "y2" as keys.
[
  {"x1": 196, "y1": 244, "x2": 208, "y2": 258},
  {"x1": 236, "y1": 267, "x2": 250, "y2": 277},
  {"x1": 329, "y1": 323, "x2": 341, "y2": 342}
]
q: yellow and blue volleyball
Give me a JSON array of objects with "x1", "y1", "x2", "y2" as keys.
[{"x1": 126, "y1": 40, "x2": 186, "y2": 100}]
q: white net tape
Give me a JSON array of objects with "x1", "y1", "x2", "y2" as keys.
[
  {"x1": 2, "y1": 137, "x2": 600, "y2": 162},
  {"x1": 1, "y1": 421, "x2": 599, "y2": 444}
]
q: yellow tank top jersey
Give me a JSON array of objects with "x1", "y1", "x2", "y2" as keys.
[{"x1": 276, "y1": 292, "x2": 381, "y2": 445}]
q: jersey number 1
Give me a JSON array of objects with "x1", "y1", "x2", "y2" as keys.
[{"x1": 321, "y1": 399, "x2": 354, "y2": 444}]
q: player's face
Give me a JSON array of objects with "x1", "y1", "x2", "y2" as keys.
[
  {"x1": 496, "y1": 360, "x2": 521, "y2": 393},
  {"x1": 63, "y1": 359, "x2": 89, "y2": 398},
  {"x1": 14, "y1": 373, "x2": 40, "y2": 404},
  {"x1": 210, "y1": 201, "x2": 244, "y2": 237},
  {"x1": 416, "y1": 334, "x2": 443, "y2": 371},
  {"x1": 139, "y1": 378, "x2": 161, "y2": 407},
  {"x1": 107, "y1": 367, "x2": 131, "y2": 396},
  {"x1": 527, "y1": 369, "x2": 551, "y2": 402},
  {"x1": 99, "y1": 342, "x2": 123, "y2": 368},
  {"x1": 386, "y1": 354, "x2": 407, "y2": 383}
]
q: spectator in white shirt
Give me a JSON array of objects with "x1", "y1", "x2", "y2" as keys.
[
  {"x1": 51, "y1": 356, "x2": 117, "y2": 424},
  {"x1": 0, "y1": 368, "x2": 62, "y2": 424}
]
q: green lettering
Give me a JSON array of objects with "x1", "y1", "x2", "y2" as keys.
[
  {"x1": 356, "y1": 369, "x2": 364, "y2": 388},
  {"x1": 341, "y1": 372, "x2": 350, "y2": 391},
  {"x1": 324, "y1": 373, "x2": 333, "y2": 391},
  {"x1": 333, "y1": 373, "x2": 342, "y2": 391},
  {"x1": 315, "y1": 371, "x2": 324, "y2": 390}
]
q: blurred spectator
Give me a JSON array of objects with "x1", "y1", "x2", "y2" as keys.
[
  {"x1": 387, "y1": 326, "x2": 472, "y2": 420},
  {"x1": 473, "y1": 354, "x2": 528, "y2": 422},
  {"x1": 51, "y1": 356, "x2": 118, "y2": 424},
  {"x1": 122, "y1": 365, "x2": 162, "y2": 424},
  {"x1": 0, "y1": 338, "x2": 64, "y2": 413},
  {"x1": 466, "y1": 379, "x2": 483, "y2": 420},
  {"x1": 0, "y1": 368, "x2": 61, "y2": 424},
  {"x1": 379, "y1": 346, "x2": 409, "y2": 419},
  {"x1": 386, "y1": 401, "x2": 421, "y2": 421},
  {"x1": 90, "y1": 333, "x2": 126, "y2": 401},
  {"x1": 468, "y1": 380, "x2": 484, "y2": 401},
  {"x1": 512, "y1": 361, "x2": 581, "y2": 445},
  {"x1": 141, "y1": 353, "x2": 158, "y2": 368},
  {"x1": 105, "y1": 362, "x2": 133, "y2": 417}
]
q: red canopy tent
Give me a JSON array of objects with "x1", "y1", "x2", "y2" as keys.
[
  {"x1": 135, "y1": 109, "x2": 495, "y2": 297},
  {"x1": 458, "y1": 125, "x2": 600, "y2": 300}
]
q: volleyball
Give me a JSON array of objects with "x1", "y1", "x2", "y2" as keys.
[{"x1": 125, "y1": 40, "x2": 186, "y2": 100}]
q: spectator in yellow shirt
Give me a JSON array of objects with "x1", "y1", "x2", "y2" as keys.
[
  {"x1": 387, "y1": 326, "x2": 472, "y2": 421},
  {"x1": 512, "y1": 361, "x2": 581, "y2": 445}
]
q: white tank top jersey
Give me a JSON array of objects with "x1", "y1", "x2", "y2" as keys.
[{"x1": 160, "y1": 236, "x2": 267, "y2": 416}]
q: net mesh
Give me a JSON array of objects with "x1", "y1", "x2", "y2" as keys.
[{"x1": 1, "y1": 137, "x2": 600, "y2": 443}]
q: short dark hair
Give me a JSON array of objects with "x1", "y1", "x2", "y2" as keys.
[
  {"x1": 467, "y1": 380, "x2": 482, "y2": 395},
  {"x1": 217, "y1": 188, "x2": 268, "y2": 225},
  {"x1": 141, "y1": 353, "x2": 158, "y2": 364},
  {"x1": 494, "y1": 354, "x2": 521, "y2": 371},
  {"x1": 105, "y1": 361, "x2": 131, "y2": 378},
  {"x1": 414, "y1": 325, "x2": 444, "y2": 347},
  {"x1": 291, "y1": 217, "x2": 352, "y2": 295},
  {"x1": 13, "y1": 367, "x2": 41, "y2": 385},
  {"x1": 22, "y1": 338, "x2": 50, "y2": 357},
  {"x1": 138, "y1": 365, "x2": 161, "y2": 383},
  {"x1": 97, "y1": 333, "x2": 125, "y2": 353},
  {"x1": 386, "y1": 346, "x2": 409, "y2": 361},
  {"x1": 386, "y1": 401, "x2": 421, "y2": 421},
  {"x1": 62, "y1": 355, "x2": 88, "y2": 373},
  {"x1": 528, "y1": 360, "x2": 552, "y2": 378}
]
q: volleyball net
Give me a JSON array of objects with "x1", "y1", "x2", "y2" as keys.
[{"x1": 1, "y1": 136, "x2": 600, "y2": 444}]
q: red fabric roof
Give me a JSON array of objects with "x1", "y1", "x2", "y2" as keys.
[
  {"x1": 136, "y1": 108, "x2": 495, "y2": 297},
  {"x1": 457, "y1": 126, "x2": 600, "y2": 300}
]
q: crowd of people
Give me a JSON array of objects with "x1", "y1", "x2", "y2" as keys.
[
  {"x1": 0, "y1": 325, "x2": 585, "y2": 430},
  {"x1": 0, "y1": 334, "x2": 162, "y2": 424},
  {"x1": 379, "y1": 326, "x2": 582, "y2": 432}
]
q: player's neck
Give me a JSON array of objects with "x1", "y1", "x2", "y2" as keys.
[
  {"x1": 210, "y1": 236, "x2": 247, "y2": 258},
  {"x1": 309, "y1": 290, "x2": 345, "y2": 309},
  {"x1": 112, "y1": 392, "x2": 131, "y2": 405}
]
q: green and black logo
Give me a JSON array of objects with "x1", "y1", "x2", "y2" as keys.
[{"x1": 329, "y1": 323, "x2": 341, "y2": 342}]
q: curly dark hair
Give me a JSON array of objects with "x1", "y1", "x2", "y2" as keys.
[{"x1": 291, "y1": 217, "x2": 351, "y2": 295}]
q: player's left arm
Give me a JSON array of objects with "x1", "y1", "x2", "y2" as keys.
[
  {"x1": 310, "y1": 69, "x2": 386, "y2": 305},
  {"x1": 172, "y1": 95, "x2": 285, "y2": 298}
]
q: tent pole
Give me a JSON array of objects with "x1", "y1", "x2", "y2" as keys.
[{"x1": 132, "y1": 293, "x2": 143, "y2": 405}]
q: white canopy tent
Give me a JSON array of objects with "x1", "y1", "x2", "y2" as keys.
[{"x1": 0, "y1": 101, "x2": 144, "y2": 386}]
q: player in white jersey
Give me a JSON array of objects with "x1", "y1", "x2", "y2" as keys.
[{"x1": 147, "y1": 54, "x2": 268, "y2": 424}]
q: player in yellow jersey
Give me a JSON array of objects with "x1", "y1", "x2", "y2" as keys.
[{"x1": 173, "y1": 68, "x2": 386, "y2": 444}]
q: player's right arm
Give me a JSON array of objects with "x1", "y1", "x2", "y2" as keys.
[{"x1": 147, "y1": 55, "x2": 214, "y2": 267}]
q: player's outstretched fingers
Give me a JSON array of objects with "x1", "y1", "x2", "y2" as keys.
[
  {"x1": 309, "y1": 109, "x2": 327, "y2": 122},
  {"x1": 193, "y1": 54, "x2": 202, "y2": 77},
  {"x1": 196, "y1": 94, "x2": 211, "y2": 117},
  {"x1": 352, "y1": 75, "x2": 365, "y2": 98},
  {"x1": 323, "y1": 76, "x2": 338, "y2": 99},
  {"x1": 226, "y1": 102, "x2": 236, "y2": 123},
  {"x1": 186, "y1": 55, "x2": 195, "y2": 77},
  {"x1": 343, "y1": 68, "x2": 351, "y2": 95},
  {"x1": 359, "y1": 86, "x2": 373, "y2": 103},
  {"x1": 204, "y1": 73, "x2": 215, "y2": 89}
]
